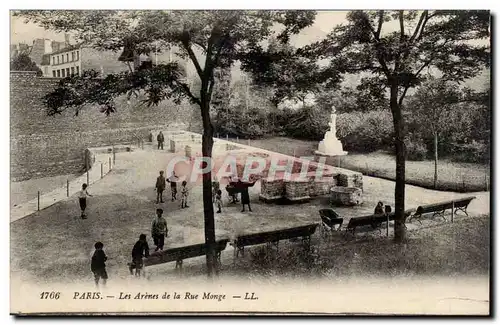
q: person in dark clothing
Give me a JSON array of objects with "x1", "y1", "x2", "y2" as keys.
[
  {"x1": 91, "y1": 241, "x2": 108, "y2": 287},
  {"x1": 374, "y1": 201, "x2": 384, "y2": 215},
  {"x1": 215, "y1": 189, "x2": 222, "y2": 213},
  {"x1": 167, "y1": 172, "x2": 178, "y2": 201},
  {"x1": 232, "y1": 179, "x2": 256, "y2": 212},
  {"x1": 155, "y1": 171, "x2": 166, "y2": 204},
  {"x1": 157, "y1": 131, "x2": 165, "y2": 150},
  {"x1": 129, "y1": 234, "x2": 150, "y2": 277},
  {"x1": 151, "y1": 208, "x2": 168, "y2": 251},
  {"x1": 384, "y1": 205, "x2": 392, "y2": 215}
]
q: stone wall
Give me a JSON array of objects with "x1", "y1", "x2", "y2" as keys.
[{"x1": 10, "y1": 71, "x2": 201, "y2": 181}]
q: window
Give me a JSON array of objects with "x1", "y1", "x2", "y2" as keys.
[
  {"x1": 71, "y1": 67, "x2": 75, "y2": 75},
  {"x1": 72, "y1": 52, "x2": 75, "y2": 61},
  {"x1": 44, "y1": 67, "x2": 48, "y2": 75},
  {"x1": 52, "y1": 57, "x2": 55, "y2": 65},
  {"x1": 76, "y1": 66, "x2": 79, "y2": 75},
  {"x1": 56, "y1": 70, "x2": 60, "y2": 77},
  {"x1": 66, "y1": 53, "x2": 69, "y2": 62},
  {"x1": 61, "y1": 69, "x2": 65, "y2": 77},
  {"x1": 66, "y1": 68, "x2": 70, "y2": 76},
  {"x1": 57, "y1": 56, "x2": 60, "y2": 64},
  {"x1": 52, "y1": 71, "x2": 56, "y2": 77},
  {"x1": 76, "y1": 51, "x2": 79, "y2": 60}
]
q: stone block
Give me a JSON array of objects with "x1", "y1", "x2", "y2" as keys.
[{"x1": 330, "y1": 186, "x2": 363, "y2": 206}]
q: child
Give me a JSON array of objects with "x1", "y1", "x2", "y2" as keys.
[
  {"x1": 151, "y1": 209, "x2": 168, "y2": 251},
  {"x1": 215, "y1": 189, "x2": 222, "y2": 213},
  {"x1": 180, "y1": 181, "x2": 189, "y2": 209},
  {"x1": 78, "y1": 183, "x2": 93, "y2": 219},
  {"x1": 167, "y1": 172, "x2": 178, "y2": 201},
  {"x1": 129, "y1": 234, "x2": 150, "y2": 277},
  {"x1": 91, "y1": 241, "x2": 108, "y2": 287},
  {"x1": 155, "y1": 171, "x2": 166, "y2": 204}
]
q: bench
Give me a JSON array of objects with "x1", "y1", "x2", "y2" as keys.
[
  {"x1": 232, "y1": 223, "x2": 319, "y2": 258},
  {"x1": 143, "y1": 239, "x2": 229, "y2": 270},
  {"x1": 408, "y1": 196, "x2": 476, "y2": 224},
  {"x1": 319, "y1": 209, "x2": 343, "y2": 232},
  {"x1": 346, "y1": 210, "x2": 414, "y2": 235}
]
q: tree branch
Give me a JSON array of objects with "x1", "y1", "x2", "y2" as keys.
[
  {"x1": 376, "y1": 10, "x2": 384, "y2": 38},
  {"x1": 182, "y1": 39, "x2": 204, "y2": 79},
  {"x1": 398, "y1": 86, "x2": 410, "y2": 106},
  {"x1": 399, "y1": 11, "x2": 405, "y2": 40},
  {"x1": 365, "y1": 15, "x2": 392, "y2": 76},
  {"x1": 416, "y1": 11, "x2": 437, "y2": 41},
  {"x1": 410, "y1": 10, "x2": 428, "y2": 43},
  {"x1": 177, "y1": 80, "x2": 201, "y2": 106}
]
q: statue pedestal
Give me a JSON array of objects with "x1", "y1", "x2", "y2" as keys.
[{"x1": 315, "y1": 132, "x2": 347, "y2": 157}]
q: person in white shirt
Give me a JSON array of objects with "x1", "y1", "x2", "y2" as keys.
[{"x1": 78, "y1": 183, "x2": 93, "y2": 219}]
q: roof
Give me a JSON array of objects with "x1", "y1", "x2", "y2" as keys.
[{"x1": 49, "y1": 43, "x2": 82, "y2": 56}]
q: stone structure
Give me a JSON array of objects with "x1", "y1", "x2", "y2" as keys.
[
  {"x1": 10, "y1": 71, "x2": 201, "y2": 181},
  {"x1": 329, "y1": 186, "x2": 363, "y2": 206},
  {"x1": 315, "y1": 107, "x2": 347, "y2": 157}
]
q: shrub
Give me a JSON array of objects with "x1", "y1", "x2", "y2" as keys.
[
  {"x1": 405, "y1": 138, "x2": 428, "y2": 161},
  {"x1": 337, "y1": 110, "x2": 393, "y2": 153}
]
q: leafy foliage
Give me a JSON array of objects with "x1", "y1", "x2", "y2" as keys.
[{"x1": 10, "y1": 53, "x2": 42, "y2": 75}]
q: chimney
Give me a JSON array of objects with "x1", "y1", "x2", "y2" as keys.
[{"x1": 64, "y1": 33, "x2": 71, "y2": 46}]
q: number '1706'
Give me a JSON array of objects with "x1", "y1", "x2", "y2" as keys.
[{"x1": 40, "y1": 292, "x2": 60, "y2": 299}]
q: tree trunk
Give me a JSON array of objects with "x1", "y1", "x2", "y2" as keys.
[
  {"x1": 390, "y1": 83, "x2": 406, "y2": 243},
  {"x1": 434, "y1": 132, "x2": 438, "y2": 189},
  {"x1": 200, "y1": 93, "x2": 217, "y2": 278}
]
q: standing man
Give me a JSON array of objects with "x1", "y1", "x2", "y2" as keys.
[
  {"x1": 157, "y1": 131, "x2": 165, "y2": 150},
  {"x1": 151, "y1": 208, "x2": 168, "y2": 252},
  {"x1": 155, "y1": 170, "x2": 166, "y2": 204}
]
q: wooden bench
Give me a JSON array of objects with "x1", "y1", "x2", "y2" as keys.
[
  {"x1": 232, "y1": 223, "x2": 319, "y2": 258},
  {"x1": 346, "y1": 210, "x2": 414, "y2": 235},
  {"x1": 408, "y1": 196, "x2": 476, "y2": 224},
  {"x1": 319, "y1": 209, "x2": 344, "y2": 232},
  {"x1": 143, "y1": 239, "x2": 229, "y2": 270}
]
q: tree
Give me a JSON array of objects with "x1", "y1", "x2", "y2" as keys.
[
  {"x1": 303, "y1": 10, "x2": 489, "y2": 242},
  {"x1": 240, "y1": 35, "x2": 321, "y2": 108},
  {"x1": 10, "y1": 52, "x2": 42, "y2": 75},
  {"x1": 407, "y1": 77, "x2": 463, "y2": 188},
  {"x1": 17, "y1": 10, "x2": 316, "y2": 276}
]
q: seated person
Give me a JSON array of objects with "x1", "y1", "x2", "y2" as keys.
[{"x1": 374, "y1": 201, "x2": 384, "y2": 215}]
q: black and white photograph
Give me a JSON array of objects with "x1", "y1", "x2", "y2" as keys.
[{"x1": 8, "y1": 8, "x2": 491, "y2": 315}]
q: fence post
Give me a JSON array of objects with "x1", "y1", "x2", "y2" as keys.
[
  {"x1": 113, "y1": 145, "x2": 116, "y2": 164},
  {"x1": 451, "y1": 201, "x2": 455, "y2": 223},
  {"x1": 101, "y1": 163, "x2": 103, "y2": 178},
  {"x1": 386, "y1": 214, "x2": 389, "y2": 237},
  {"x1": 109, "y1": 157, "x2": 112, "y2": 171},
  {"x1": 226, "y1": 134, "x2": 229, "y2": 141},
  {"x1": 87, "y1": 170, "x2": 89, "y2": 185},
  {"x1": 67, "y1": 179, "x2": 69, "y2": 197},
  {"x1": 37, "y1": 191, "x2": 40, "y2": 211}
]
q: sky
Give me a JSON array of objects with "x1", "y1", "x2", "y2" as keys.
[{"x1": 10, "y1": 11, "x2": 347, "y2": 45}]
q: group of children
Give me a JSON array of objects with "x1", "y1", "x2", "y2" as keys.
[
  {"x1": 91, "y1": 208, "x2": 169, "y2": 286},
  {"x1": 155, "y1": 170, "x2": 189, "y2": 208}
]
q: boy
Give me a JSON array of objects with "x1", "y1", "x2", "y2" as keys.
[
  {"x1": 91, "y1": 241, "x2": 108, "y2": 287},
  {"x1": 155, "y1": 171, "x2": 166, "y2": 204},
  {"x1": 157, "y1": 131, "x2": 165, "y2": 150},
  {"x1": 78, "y1": 183, "x2": 93, "y2": 219},
  {"x1": 180, "y1": 181, "x2": 189, "y2": 209},
  {"x1": 129, "y1": 234, "x2": 150, "y2": 277},
  {"x1": 167, "y1": 172, "x2": 178, "y2": 201},
  {"x1": 151, "y1": 209, "x2": 168, "y2": 251},
  {"x1": 215, "y1": 189, "x2": 222, "y2": 213}
]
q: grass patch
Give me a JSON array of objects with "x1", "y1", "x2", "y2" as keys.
[{"x1": 241, "y1": 137, "x2": 490, "y2": 193}]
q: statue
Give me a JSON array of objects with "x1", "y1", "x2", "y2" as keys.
[{"x1": 315, "y1": 106, "x2": 347, "y2": 157}]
